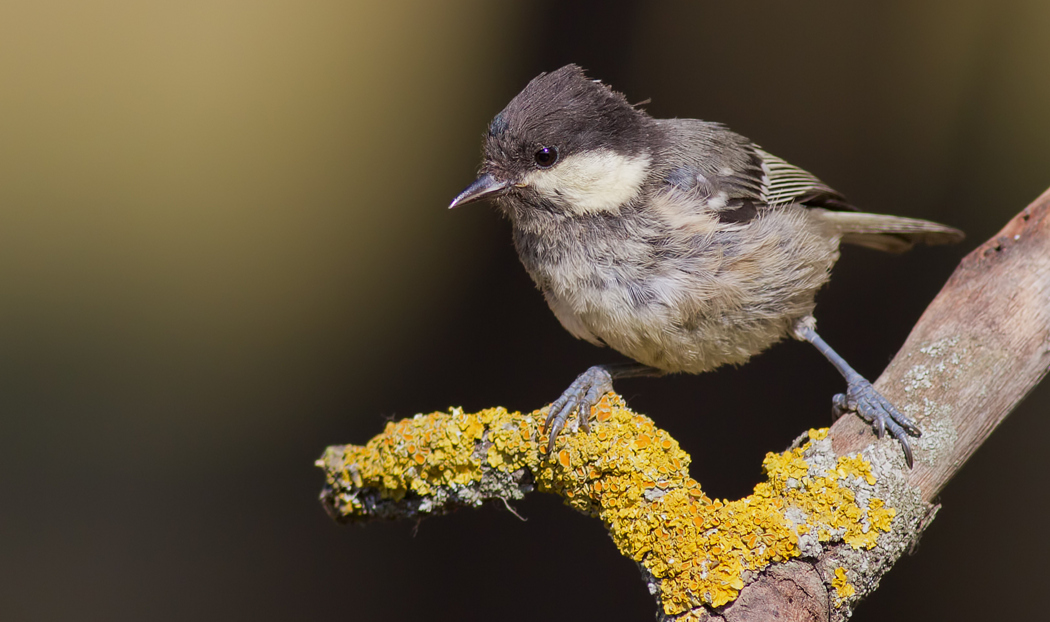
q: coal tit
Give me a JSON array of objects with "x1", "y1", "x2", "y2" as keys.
[{"x1": 450, "y1": 64, "x2": 963, "y2": 467}]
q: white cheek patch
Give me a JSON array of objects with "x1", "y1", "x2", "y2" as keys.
[{"x1": 522, "y1": 150, "x2": 651, "y2": 216}]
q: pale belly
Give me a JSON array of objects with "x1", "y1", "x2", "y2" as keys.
[{"x1": 537, "y1": 210, "x2": 841, "y2": 374}]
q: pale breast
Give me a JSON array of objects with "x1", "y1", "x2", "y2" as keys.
[{"x1": 516, "y1": 204, "x2": 841, "y2": 374}]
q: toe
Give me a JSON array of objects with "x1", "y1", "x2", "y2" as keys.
[
  {"x1": 831, "y1": 393, "x2": 849, "y2": 421},
  {"x1": 543, "y1": 397, "x2": 566, "y2": 433},
  {"x1": 545, "y1": 400, "x2": 575, "y2": 453},
  {"x1": 872, "y1": 390, "x2": 921, "y2": 438}
]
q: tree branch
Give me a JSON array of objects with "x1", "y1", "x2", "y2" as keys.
[{"x1": 317, "y1": 188, "x2": 1050, "y2": 621}]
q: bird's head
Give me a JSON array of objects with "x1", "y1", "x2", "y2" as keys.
[{"x1": 450, "y1": 64, "x2": 656, "y2": 217}]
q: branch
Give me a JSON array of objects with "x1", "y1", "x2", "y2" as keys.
[{"x1": 317, "y1": 189, "x2": 1050, "y2": 621}]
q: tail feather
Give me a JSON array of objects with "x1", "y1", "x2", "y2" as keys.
[{"x1": 819, "y1": 210, "x2": 965, "y2": 253}]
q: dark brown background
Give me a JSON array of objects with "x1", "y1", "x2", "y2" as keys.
[{"x1": 1, "y1": 1, "x2": 1047, "y2": 620}]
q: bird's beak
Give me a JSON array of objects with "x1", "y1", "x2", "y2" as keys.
[{"x1": 448, "y1": 173, "x2": 509, "y2": 209}]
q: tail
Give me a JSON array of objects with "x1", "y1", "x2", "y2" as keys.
[{"x1": 819, "y1": 210, "x2": 965, "y2": 253}]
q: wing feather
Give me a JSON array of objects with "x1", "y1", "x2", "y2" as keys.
[
  {"x1": 754, "y1": 148, "x2": 851, "y2": 209},
  {"x1": 651, "y1": 120, "x2": 963, "y2": 252}
]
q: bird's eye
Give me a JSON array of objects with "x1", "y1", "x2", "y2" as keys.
[{"x1": 534, "y1": 146, "x2": 558, "y2": 168}]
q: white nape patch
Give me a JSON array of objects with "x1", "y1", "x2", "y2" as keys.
[{"x1": 522, "y1": 149, "x2": 651, "y2": 215}]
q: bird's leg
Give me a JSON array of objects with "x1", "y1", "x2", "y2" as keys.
[
  {"x1": 793, "y1": 319, "x2": 920, "y2": 467},
  {"x1": 543, "y1": 363, "x2": 663, "y2": 454}
]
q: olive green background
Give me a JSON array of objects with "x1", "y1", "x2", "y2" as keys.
[{"x1": 2, "y1": 1, "x2": 1047, "y2": 620}]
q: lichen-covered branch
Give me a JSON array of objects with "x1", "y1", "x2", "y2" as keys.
[
  {"x1": 317, "y1": 188, "x2": 1050, "y2": 622},
  {"x1": 318, "y1": 397, "x2": 909, "y2": 618}
]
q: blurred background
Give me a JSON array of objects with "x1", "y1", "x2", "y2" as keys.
[{"x1": 1, "y1": 1, "x2": 1047, "y2": 620}]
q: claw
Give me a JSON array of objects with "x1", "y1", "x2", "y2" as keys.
[
  {"x1": 873, "y1": 415, "x2": 886, "y2": 439},
  {"x1": 543, "y1": 366, "x2": 614, "y2": 454},
  {"x1": 840, "y1": 374, "x2": 919, "y2": 468}
]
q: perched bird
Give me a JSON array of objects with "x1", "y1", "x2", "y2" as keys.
[{"x1": 450, "y1": 64, "x2": 963, "y2": 467}]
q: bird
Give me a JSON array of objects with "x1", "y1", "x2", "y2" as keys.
[{"x1": 449, "y1": 64, "x2": 963, "y2": 467}]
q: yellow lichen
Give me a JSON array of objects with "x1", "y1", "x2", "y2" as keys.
[
  {"x1": 322, "y1": 406, "x2": 515, "y2": 504},
  {"x1": 832, "y1": 566, "x2": 856, "y2": 601},
  {"x1": 321, "y1": 394, "x2": 896, "y2": 616}
]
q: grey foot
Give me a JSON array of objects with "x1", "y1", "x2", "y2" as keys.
[
  {"x1": 543, "y1": 366, "x2": 614, "y2": 454},
  {"x1": 833, "y1": 375, "x2": 921, "y2": 467}
]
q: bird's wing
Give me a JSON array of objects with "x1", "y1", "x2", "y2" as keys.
[
  {"x1": 650, "y1": 120, "x2": 963, "y2": 250},
  {"x1": 653, "y1": 120, "x2": 855, "y2": 224},
  {"x1": 752, "y1": 148, "x2": 854, "y2": 211}
]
